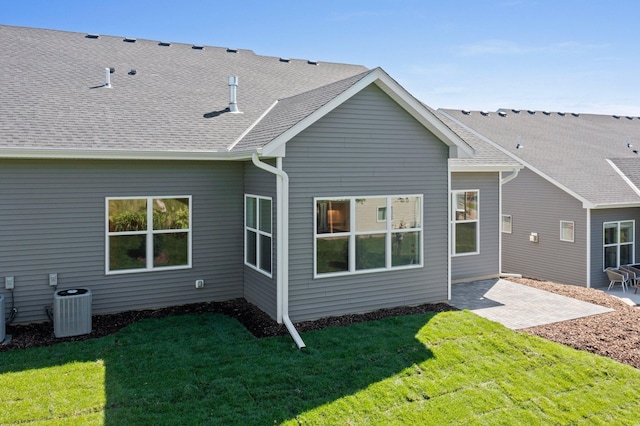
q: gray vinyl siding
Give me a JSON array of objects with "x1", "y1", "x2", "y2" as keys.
[
  {"x1": 502, "y1": 168, "x2": 588, "y2": 286},
  {"x1": 242, "y1": 161, "x2": 278, "y2": 319},
  {"x1": 451, "y1": 172, "x2": 500, "y2": 282},
  {"x1": 589, "y1": 208, "x2": 640, "y2": 288},
  {"x1": 283, "y1": 84, "x2": 450, "y2": 322},
  {"x1": 0, "y1": 159, "x2": 244, "y2": 323}
]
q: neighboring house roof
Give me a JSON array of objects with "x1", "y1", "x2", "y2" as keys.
[
  {"x1": 440, "y1": 109, "x2": 640, "y2": 208},
  {"x1": 1, "y1": 24, "x2": 482, "y2": 163}
]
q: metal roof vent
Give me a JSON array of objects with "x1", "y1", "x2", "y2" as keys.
[
  {"x1": 128, "y1": 69, "x2": 137, "y2": 75},
  {"x1": 557, "y1": 112, "x2": 565, "y2": 116},
  {"x1": 192, "y1": 45, "x2": 204, "y2": 50},
  {"x1": 527, "y1": 110, "x2": 536, "y2": 115},
  {"x1": 307, "y1": 60, "x2": 318, "y2": 65},
  {"x1": 123, "y1": 37, "x2": 137, "y2": 43},
  {"x1": 159, "y1": 42, "x2": 171, "y2": 47},
  {"x1": 461, "y1": 110, "x2": 471, "y2": 115},
  {"x1": 627, "y1": 116, "x2": 634, "y2": 120},
  {"x1": 613, "y1": 115, "x2": 621, "y2": 119},
  {"x1": 543, "y1": 111, "x2": 550, "y2": 115},
  {"x1": 498, "y1": 111, "x2": 507, "y2": 117},
  {"x1": 511, "y1": 109, "x2": 520, "y2": 114},
  {"x1": 226, "y1": 48, "x2": 238, "y2": 53},
  {"x1": 104, "y1": 67, "x2": 114, "y2": 88},
  {"x1": 279, "y1": 58, "x2": 291, "y2": 63},
  {"x1": 480, "y1": 111, "x2": 489, "y2": 116},
  {"x1": 228, "y1": 76, "x2": 241, "y2": 113},
  {"x1": 86, "y1": 34, "x2": 99, "y2": 39},
  {"x1": 572, "y1": 113, "x2": 580, "y2": 117}
]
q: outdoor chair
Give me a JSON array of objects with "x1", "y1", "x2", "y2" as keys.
[
  {"x1": 606, "y1": 267, "x2": 628, "y2": 293},
  {"x1": 622, "y1": 265, "x2": 640, "y2": 294}
]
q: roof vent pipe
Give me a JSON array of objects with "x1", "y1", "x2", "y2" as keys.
[
  {"x1": 104, "y1": 67, "x2": 112, "y2": 88},
  {"x1": 228, "y1": 76, "x2": 240, "y2": 113}
]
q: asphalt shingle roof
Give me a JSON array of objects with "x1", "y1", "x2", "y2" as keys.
[
  {"x1": 0, "y1": 25, "x2": 368, "y2": 155},
  {"x1": 441, "y1": 109, "x2": 640, "y2": 207}
]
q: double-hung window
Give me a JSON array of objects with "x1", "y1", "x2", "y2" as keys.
[
  {"x1": 245, "y1": 195, "x2": 272, "y2": 276},
  {"x1": 452, "y1": 190, "x2": 479, "y2": 255},
  {"x1": 314, "y1": 195, "x2": 423, "y2": 277},
  {"x1": 603, "y1": 220, "x2": 634, "y2": 269},
  {"x1": 106, "y1": 196, "x2": 191, "y2": 273}
]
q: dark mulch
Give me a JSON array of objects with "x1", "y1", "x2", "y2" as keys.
[{"x1": 0, "y1": 299, "x2": 455, "y2": 352}]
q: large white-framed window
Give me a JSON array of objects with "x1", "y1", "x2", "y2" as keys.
[
  {"x1": 502, "y1": 215, "x2": 512, "y2": 234},
  {"x1": 560, "y1": 220, "x2": 574, "y2": 242},
  {"x1": 603, "y1": 220, "x2": 635, "y2": 269},
  {"x1": 245, "y1": 194, "x2": 272, "y2": 277},
  {"x1": 452, "y1": 190, "x2": 479, "y2": 255},
  {"x1": 314, "y1": 195, "x2": 423, "y2": 277},
  {"x1": 106, "y1": 196, "x2": 192, "y2": 274}
]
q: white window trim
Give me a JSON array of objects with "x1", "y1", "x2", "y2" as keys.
[
  {"x1": 376, "y1": 206, "x2": 387, "y2": 223},
  {"x1": 560, "y1": 220, "x2": 574, "y2": 242},
  {"x1": 313, "y1": 195, "x2": 424, "y2": 278},
  {"x1": 603, "y1": 220, "x2": 635, "y2": 270},
  {"x1": 244, "y1": 194, "x2": 273, "y2": 278},
  {"x1": 105, "y1": 196, "x2": 192, "y2": 275},
  {"x1": 502, "y1": 214, "x2": 512, "y2": 234},
  {"x1": 451, "y1": 189, "x2": 480, "y2": 257}
]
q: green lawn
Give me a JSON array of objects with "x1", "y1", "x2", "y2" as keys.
[{"x1": 1, "y1": 310, "x2": 640, "y2": 425}]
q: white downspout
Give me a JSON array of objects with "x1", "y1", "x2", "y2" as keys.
[
  {"x1": 251, "y1": 153, "x2": 306, "y2": 349},
  {"x1": 501, "y1": 167, "x2": 520, "y2": 185},
  {"x1": 499, "y1": 167, "x2": 524, "y2": 279}
]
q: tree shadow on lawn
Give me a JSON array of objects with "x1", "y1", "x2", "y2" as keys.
[{"x1": 0, "y1": 311, "x2": 439, "y2": 424}]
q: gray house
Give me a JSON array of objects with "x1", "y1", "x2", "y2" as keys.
[
  {"x1": 0, "y1": 25, "x2": 517, "y2": 347},
  {"x1": 441, "y1": 108, "x2": 640, "y2": 289}
]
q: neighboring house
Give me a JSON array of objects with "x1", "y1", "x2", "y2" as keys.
[
  {"x1": 441, "y1": 108, "x2": 640, "y2": 289},
  {"x1": 0, "y1": 25, "x2": 517, "y2": 347}
]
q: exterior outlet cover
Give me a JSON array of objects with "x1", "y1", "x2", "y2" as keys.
[
  {"x1": 529, "y1": 233, "x2": 539, "y2": 243},
  {"x1": 195, "y1": 279, "x2": 205, "y2": 289},
  {"x1": 5, "y1": 276, "x2": 14, "y2": 290},
  {"x1": 49, "y1": 274, "x2": 58, "y2": 286}
]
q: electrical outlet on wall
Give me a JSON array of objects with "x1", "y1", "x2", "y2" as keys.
[
  {"x1": 195, "y1": 279, "x2": 205, "y2": 289},
  {"x1": 5, "y1": 276, "x2": 14, "y2": 289}
]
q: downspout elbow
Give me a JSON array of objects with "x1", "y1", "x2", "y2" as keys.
[{"x1": 501, "y1": 167, "x2": 520, "y2": 185}]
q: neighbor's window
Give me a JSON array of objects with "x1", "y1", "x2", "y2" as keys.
[
  {"x1": 502, "y1": 215, "x2": 512, "y2": 234},
  {"x1": 452, "y1": 190, "x2": 479, "y2": 255},
  {"x1": 245, "y1": 195, "x2": 272, "y2": 276},
  {"x1": 560, "y1": 221, "x2": 574, "y2": 242},
  {"x1": 603, "y1": 220, "x2": 635, "y2": 269},
  {"x1": 107, "y1": 196, "x2": 191, "y2": 273},
  {"x1": 315, "y1": 195, "x2": 422, "y2": 277}
]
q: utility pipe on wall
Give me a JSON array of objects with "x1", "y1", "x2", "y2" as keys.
[{"x1": 251, "y1": 153, "x2": 306, "y2": 349}]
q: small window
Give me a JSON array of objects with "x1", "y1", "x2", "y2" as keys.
[
  {"x1": 560, "y1": 221, "x2": 574, "y2": 242},
  {"x1": 245, "y1": 195, "x2": 272, "y2": 276},
  {"x1": 502, "y1": 215, "x2": 512, "y2": 234},
  {"x1": 452, "y1": 190, "x2": 479, "y2": 255},
  {"x1": 106, "y1": 196, "x2": 191, "y2": 273},
  {"x1": 315, "y1": 195, "x2": 423, "y2": 277}
]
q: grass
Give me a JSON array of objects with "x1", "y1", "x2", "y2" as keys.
[{"x1": 2, "y1": 310, "x2": 640, "y2": 425}]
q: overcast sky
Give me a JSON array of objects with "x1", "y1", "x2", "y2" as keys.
[{"x1": 4, "y1": 0, "x2": 640, "y2": 115}]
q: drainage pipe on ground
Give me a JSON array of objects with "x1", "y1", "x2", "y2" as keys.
[{"x1": 251, "y1": 153, "x2": 306, "y2": 349}]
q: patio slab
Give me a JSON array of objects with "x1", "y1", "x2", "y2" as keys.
[{"x1": 450, "y1": 279, "x2": 613, "y2": 329}]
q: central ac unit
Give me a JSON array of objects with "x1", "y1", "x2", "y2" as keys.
[
  {"x1": 0, "y1": 293, "x2": 5, "y2": 343},
  {"x1": 54, "y1": 288, "x2": 92, "y2": 338}
]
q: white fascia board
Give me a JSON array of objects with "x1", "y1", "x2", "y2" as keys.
[
  {"x1": 591, "y1": 202, "x2": 640, "y2": 209},
  {"x1": 606, "y1": 158, "x2": 640, "y2": 198},
  {"x1": 439, "y1": 110, "x2": 596, "y2": 209},
  {"x1": 0, "y1": 147, "x2": 259, "y2": 161},
  {"x1": 262, "y1": 68, "x2": 474, "y2": 158},
  {"x1": 449, "y1": 162, "x2": 523, "y2": 173}
]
